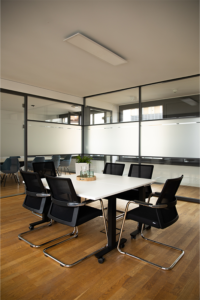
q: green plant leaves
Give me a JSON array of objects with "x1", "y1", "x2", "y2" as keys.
[{"x1": 76, "y1": 155, "x2": 92, "y2": 164}]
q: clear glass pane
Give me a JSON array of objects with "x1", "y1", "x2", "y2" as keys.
[
  {"x1": 0, "y1": 92, "x2": 25, "y2": 197},
  {"x1": 141, "y1": 76, "x2": 200, "y2": 198},
  {"x1": 28, "y1": 96, "x2": 82, "y2": 125},
  {"x1": 85, "y1": 88, "x2": 139, "y2": 163},
  {"x1": 28, "y1": 96, "x2": 82, "y2": 175},
  {"x1": 86, "y1": 88, "x2": 139, "y2": 124}
]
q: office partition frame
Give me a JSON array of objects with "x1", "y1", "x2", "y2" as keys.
[
  {"x1": 83, "y1": 74, "x2": 200, "y2": 203},
  {"x1": 0, "y1": 89, "x2": 83, "y2": 198},
  {"x1": 1, "y1": 73, "x2": 200, "y2": 201}
]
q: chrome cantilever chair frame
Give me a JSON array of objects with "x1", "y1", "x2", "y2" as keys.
[
  {"x1": 43, "y1": 199, "x2": 108, "y2": 268},
  {"x1": 18, "y1": 191, "x2": 71, "y2": 248},
  {"x1": 117, "y1": 194, "x2": 184, "y2": 271}
]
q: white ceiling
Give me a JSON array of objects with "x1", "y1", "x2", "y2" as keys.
[{"x1": 1, "y1": 0, "x2": 199, "y2": 98}]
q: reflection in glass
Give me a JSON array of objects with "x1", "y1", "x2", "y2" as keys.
[
  {"x1": 28, "y1": 96, "x2": 82, "y2": 125},
  {"x1": 86, "y1": 88, "x2": 139, "y2": 124}
]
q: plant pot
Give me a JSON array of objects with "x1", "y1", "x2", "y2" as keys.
[{"x1": 75, "y1": 163, "x2": 89, "y2": 176}]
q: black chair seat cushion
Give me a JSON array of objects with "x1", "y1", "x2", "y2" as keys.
[
  {"x1": 76, "y1": 206, "x2": 102, "y2": 226},
  {"x1": 126, "y1": 206, "x2": 161, "y2": 228},
  {"x1": 48, "y1": 203, "x2": 102, "y2": 227}
]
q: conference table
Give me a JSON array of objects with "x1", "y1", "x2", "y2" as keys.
[{"x1": 42, "y1": 173, "x2": 155, "y2": 262}]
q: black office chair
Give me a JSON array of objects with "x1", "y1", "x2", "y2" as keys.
[
  {"x1": 43, "y1": 176, "x2": 108, "y2": 268},
  {"x1": 33, "y1": 161, "x2": 56, "y2": 178},
  {"x1": 116, "y1": 164, "x2": 154, "y2": 223},
  {"x1": 103, "y1": 163, "x2": 125, "y2": 176},
  {"x1": 18, "y1": 170, "x2": 67, "y2": 248},
  {"x1": 117, "y1": 175, "x2": 184, "y2": 271}
]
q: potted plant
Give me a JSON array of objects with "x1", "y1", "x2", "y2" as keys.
[{"x1": 75, "y1": 155, "x2": 92, "y2": 175}]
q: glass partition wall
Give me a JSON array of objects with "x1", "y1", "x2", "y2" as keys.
[
  {"x1": 1, "y1": 75, "x2": 199, "y2": 201},
  {"x1": 141, "y1": 77, "x2": 200, "y2": 198},
  {"x1": 84, "y1": 75, "x2": 200, "y2": 201},
  {"x1": 27, "y1": 97, "x2": 82, "y2": 175},
  {"x1": 0, "y1": 92, "x2": 83, "y2": 198},
  {"x1": 0, "y1": 92, "x2": 25, "y2": 197},
  {"x1": 84, "y1": 88, "x2": 139, "y2": 175}
]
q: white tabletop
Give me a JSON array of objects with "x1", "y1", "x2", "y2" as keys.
[{"x1": 42, "y1": 173, "x2": 155, "y2": 200}]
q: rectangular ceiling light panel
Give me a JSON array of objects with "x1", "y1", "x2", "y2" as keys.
[{"x1": 64, "y1": 33, "x2": 127, "y2": 66}]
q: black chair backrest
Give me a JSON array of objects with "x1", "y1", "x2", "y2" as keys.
[
  {"x1": 20, "y1": 170, "x2": 47, "y2": 212},
  {"x1": 128, "y1": 164, "x2": 154, "y2": 179},
  {"x1": 157, "y1": 175, "x2": 183, "y2": 205},
  {"x1": 33, "y1": 161, "x2": 56, "y2": 178},
  {"x1": 156, "y1": 175, "x2": 183, "y2": 229},
  {"x1": 20, "y1": 170, "x2": 45, "y2": 193},
  {"x1": 103, "y1": 163, "x2": 125, "y2": 176},
  {"x1": 45, "y1": 176, "x2": 80, "y2": 205},
  {"x1": 128, "y1": 164, "x2": 154, "y2": 195}
]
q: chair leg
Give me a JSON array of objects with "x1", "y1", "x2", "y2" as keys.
[
  {"x1": 32, "y1": 211, "x2": 42, "y2": 218},
  {"x1": 117, "y1": 202, "x2": 184, "y2": 271},
  {"x1": 18, "y1": 220, "x2": 75, "y2": 248},
  {"x1": 43, "y1": 227, "x2": 107, "y2": 268},
  {"x1": 4, "y1": 174, "x2": 7, "y2": 186},
  {"x1": 43, "y1": 199, "x2": 108, "y2": 268}
]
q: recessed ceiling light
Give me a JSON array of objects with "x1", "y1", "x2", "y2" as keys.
[{"x1": 64, "y1": 33, "x2": 127, "y2": 66}]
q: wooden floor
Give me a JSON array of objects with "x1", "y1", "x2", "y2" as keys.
[{"x1": 1, "y1": 190, "x2": 199, "y2": 299}]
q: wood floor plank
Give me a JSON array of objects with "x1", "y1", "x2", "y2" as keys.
[{"x1": 1, "y1": 190, "x2": 199, "y2": 300}]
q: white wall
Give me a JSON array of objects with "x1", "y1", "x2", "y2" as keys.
[{"x1": 119, "y1": 162, "x2": 200, "y2": 187}]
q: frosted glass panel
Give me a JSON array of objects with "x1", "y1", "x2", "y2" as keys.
[
  {"x1": 84, "y1": 123, "x2": 138, "y2": 155},
  {"x1": 0, "y1": 93, "x2": 24, "y2": 157},
  {"x1": 28, "y1": 121, "x2": 81, "y2": 155},
  {"x1": 141, "y1": 118, "x2": 200, "y2": 158}
]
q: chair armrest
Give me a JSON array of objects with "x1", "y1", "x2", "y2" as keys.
[
  {"x1": 132, "y1": 200, "x2": 168, "y2": 209},
  {"x1": 147, "y1": 192, "x2": 160, "y2": 203},
  {"x1": 66, "y1": 199, "x2": 99, "y2": 207},
  {"x1": 26, "y1": 190, "x2": 51, "y2": 197},
  {"x1": 66, "y1": 202, "x2": 85, "y2": 207},
  {"x1": 36, "y1": 193, "x2": 51, "y2": 197}
]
